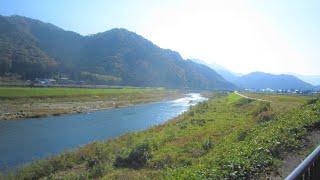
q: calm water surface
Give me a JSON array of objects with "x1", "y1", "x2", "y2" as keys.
[{"x1": 0, "y1": 93, "x2": 206, "y2": 171}]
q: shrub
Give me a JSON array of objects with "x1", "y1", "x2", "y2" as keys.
[
  {"x1": 89, "y1": 163, "x2": 108, "y2": 178},
  {"x1": 191, "y1": 119, "x2": 206, "y2": 126},
  {"x1": 237, "y1": 130, "x2": 248, "y2": 141},
  {"x1": 306, "y1": 98, "x2": 319, "y2": 105},
  {"x1": 87, "y1": 157, "x2": 100, "y2": 168},
  {"x1": 234, "y1": 98, "x2": 254, "y2": 107},
  {"x1": 195, "y1": 102, "x2": 209, "y2": 113},
  {"x1": 202, "y1": 137, "x2": 213, "y2": 151},
  {"x1": 256, "y1": 111, "x2": 275, "y2": 123},
  {"x1": 151, "y1": 155, "x2": 173, "y2": 169},
  {"x1": 188, "y1": 110, "x2": 195, "y2": 116},
  {"x1": 253, "y1": 102, "x2": 274, "y2": 122},
  {"x1": 114, "y1": 144, "x2": 151, "y2": 169},
  {"x1": 177, "y1": 121, "x2": 188, "y2": 129},
  {"x1": 253, "y1": 102, "x2": 271, "y2": 116},
  {"x1": 15, "y1": 160, "x2": 55, "y2": 180},
  {"x1": 57, "y1": 171, "x2": 89, "y2": 179}
]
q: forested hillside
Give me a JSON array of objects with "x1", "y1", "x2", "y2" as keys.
[
  {"x1": 0, "y1": 16, "x2": 57, "y2": 79},
  {"x1": 0, "y1": 15, "x2": 234, "y2": 90}
]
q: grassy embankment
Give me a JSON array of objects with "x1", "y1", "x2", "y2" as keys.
[
  {"x1": 3, "y1": 92, "x2": 320, "y2": 179},
  {"x1": 0, "y1": 87, "x2": 181, "y2": 120}
]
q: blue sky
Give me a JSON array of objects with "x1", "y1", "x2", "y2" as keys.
[{"x1": 1, "y1": 0, "x2": 319, "y2": 75}]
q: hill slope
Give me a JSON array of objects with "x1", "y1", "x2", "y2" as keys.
[
  {"x1": 0, "y1": 15, "x2": 234, "y2": 90},
  {"x1": 191, "y1": 59, "x2": 240, "y2": 83},
  {"x1": 235, "y1": 72, "x2": 314, "y2": 90},
  {"x1": 0, "y1": 16, "x2": 57, "y2": 79}
]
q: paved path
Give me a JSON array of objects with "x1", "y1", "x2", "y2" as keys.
[{"x1": 234, "y1": 91, "x2": 272, "y2": 103}]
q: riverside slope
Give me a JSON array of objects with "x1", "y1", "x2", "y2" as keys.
[
  {"x1": 5, "y1": 92, "x2": 320, "y2": 179},
  {"x1": 0, "y1": 93, "x2": 206, "y2": 171}
]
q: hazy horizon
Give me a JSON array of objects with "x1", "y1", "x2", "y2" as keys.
[{"x1": 1, "y1": 0, "x2": 319, "y2": 76}]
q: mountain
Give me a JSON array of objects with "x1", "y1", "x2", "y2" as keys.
[
  {"x1": 0, "y1": 15, "x2": 234, "y2": 90},
  {"x1": 235, "y1": 72, "x2": 314, "y2": 90},
  {"x1": 191, "y1": 59, "x2": 240, "y2": 83},
  {"x1": 0, "y1": 16, "x2": 57, "y2": 79},
  {"x1": 291, "y1": 74, "x2": 320, "y2": 86}
]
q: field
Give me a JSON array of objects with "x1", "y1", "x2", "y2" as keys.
[
  {"x1": 0, "y1": 87, "x2": 181, "y2": 120},
  {"x1": 3, "y1": 92, "x2": 320, "y2": 179},
  {"x1": 0, "y1": 87, "x2": 165, "y2": 98}
]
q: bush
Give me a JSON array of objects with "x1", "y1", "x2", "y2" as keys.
[
  {"x1": 177, "y1": 121, "x2": 188, "y2": 129},
  {"x1": 191, "y1": 119, "x2": 206, "y2": 126},
  {"x1": 151, "y1": 155, "x2": 173, "y2": 169},
  {"x1": 306, "y1": 98, "x2": 319, "y2": 105},
  {"x1": 56, "y1": 172, "x2": 89, "y2": 179},
  {"x1": 87, "y1": 157, "x2": 100, "y2": 168},
  {"x1": 15, "y1": 160, "x2": 55, "y2": 180},
  {"x1": 89, "y1": 163, "x2": 108, "y2": 178},
  {"x1": 202, "y1": 137, "x2": 213, "y2": 151},
  {"x1": 253, "y1": 102, "x2": 274, "y2": 122},
  {"x1": 256, "y1": 111, "x2": 275, "y2": 123},
  {"x1": 188, "y1": 110, "x2": 195, "y2": 116},
  {"x1": 114, "y1": 144, "x2": 151, "y2": 169},
  {"x1": 195, "y1": 102, "x2": 209, "y2": 113},
  {"x1": 234, "y1": 98, "x2": 254, "y2": 107},
  {"x1": 237, "y1": 130, "x2": 248, "y2": 141},
  {"x1": 253, "y1": 102, "x2": 271, "y2": 116}
]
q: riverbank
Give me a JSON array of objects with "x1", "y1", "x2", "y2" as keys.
[
  {"x1": 4, "y1": 92, "x2": 320, "y2": 179},
  {"x1": 0, "y1": 87, "x2": 182, "y2": 120},
  {"x1": 263, "y1": 129, "x2": 320, "y2": 179}
]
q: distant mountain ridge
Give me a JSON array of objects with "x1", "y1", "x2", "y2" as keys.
[
  {"x1": 0, "y1": 15, "x2": 234, "y2": 90},
  {"x1": 192, "y1": 60, "x2": 315, "y2": 90},
  {"x1": 235, "y1": 72, "x2": 314, "y2": 90}
]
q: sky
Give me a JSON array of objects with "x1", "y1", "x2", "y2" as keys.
[{"x1": 0, "y1": 0, "x2": 319, "y2": 76}]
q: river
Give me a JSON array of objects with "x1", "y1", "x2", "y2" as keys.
[{"x1": 0, "y1": 93, "x2": 206, "y2": 171}]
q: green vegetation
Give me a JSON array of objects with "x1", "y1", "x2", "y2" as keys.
[
  {"x1": 0, "y1": 87, "x2": 164, "y2": 98},
  {"x1": 5, "y1": 92, "x2": 320, "y2": 179},
  {"x1": 0, "y1": 16, "x2": 57, "y2": 79},
  {"x1": 0, "y1": 15, "x2": 234, "y2": 90},
  {"x1": 79, "y1": 72, "x2": 122, "y2": 84},
  {"x1": 0, "y1": 87, "x2": 180, "y2": 120},
  {"x1": 241, "y1": 92, "x2": 313, "y2": 113}
]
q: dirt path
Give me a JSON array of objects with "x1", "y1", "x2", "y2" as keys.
[{"x1": 234, "y1": 91, "x2": 272, "y2": 102}]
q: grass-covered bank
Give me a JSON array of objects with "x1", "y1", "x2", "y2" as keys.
[
  {"x1": 3, "y1": 92, "x2": 320, "y2": 179},
  {"x1": 0, "y1": 87, "x2": 165, "y2": 98},
  {"x1": 0, "y1": 87, "x2": 181, "y2": 120}
]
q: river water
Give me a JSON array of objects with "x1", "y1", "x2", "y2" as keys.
[{"x1": 0, "y1": 93, "x2": 206, "y2": 171}]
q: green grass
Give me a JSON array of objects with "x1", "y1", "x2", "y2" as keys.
[
  {"x1": 0, "y1": 87, "x2": 165, "y2": 98},
  {"x1": 5, "y1": 92, "x2": 320, "y2": 179},
  {"x1": 241, "y1": 92, "x2": 313, "y2": 112},
  {"x1": 0, "y1": 86, "x2": 180, "y2": 120}
]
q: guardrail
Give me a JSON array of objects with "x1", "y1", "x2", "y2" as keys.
[{"x1": 286, "y1": 145, "x2": 320, "y2": 180}]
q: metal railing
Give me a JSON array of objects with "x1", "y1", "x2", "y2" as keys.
[{"x1": 286, "y1": 145, "x2": 320, "y2": 180}]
